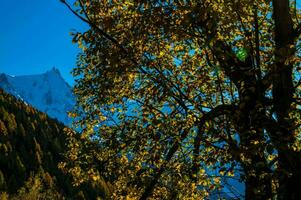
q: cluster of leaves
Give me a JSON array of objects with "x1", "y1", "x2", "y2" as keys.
[
  {"x1": 61, "y1": 0, "x2": 300, "y2": 199},
  {"x1": 0, "y1": 89, "x2": 109, "y2": 199}
]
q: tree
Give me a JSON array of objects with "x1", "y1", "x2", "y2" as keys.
[{"x1": 62, "y1": 0, "x2": 301, "y2": 199}]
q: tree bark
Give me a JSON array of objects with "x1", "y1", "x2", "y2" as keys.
[
  {"x1": 271, "y1": 0, "x2": 301, "y2": 199},
  {"x1": 244, "y1": 165, "x2": 272, "y2": 200},
  {"x1": 237, "y1": 85, "x2": 273, "y2": 200}
]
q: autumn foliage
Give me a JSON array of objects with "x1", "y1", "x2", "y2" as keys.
[{"x1": 61, "y1": 0, "x2": 301, "y2": 199}]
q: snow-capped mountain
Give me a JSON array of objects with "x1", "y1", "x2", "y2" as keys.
[{"x1": 0, "y1": 67, "x2": 75, "y2": 125}]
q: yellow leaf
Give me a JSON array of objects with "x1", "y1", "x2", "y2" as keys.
[{"x1": 92, "y1": 175, "x2": 99, "y2": 181}]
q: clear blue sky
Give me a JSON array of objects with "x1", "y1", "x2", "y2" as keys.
[{"x1": 0, "y1": 0, "x2": 87, "y2": 85}]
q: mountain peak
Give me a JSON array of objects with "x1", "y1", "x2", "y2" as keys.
[
  {"x1": 0, "y1": 73, "x2": 8, "y2": 83},
  {"x1": 0, "y1": 69, "x2": 75, "y2": 125},
  {"x1": 46, "y1": 67, "x2": 61, "y2": 77},
  {"x1": 0, "y1": 73, "x2": 10, "y2": 89}
]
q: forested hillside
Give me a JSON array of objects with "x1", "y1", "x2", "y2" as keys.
[{"x1": 0, "y1": 89, "x2": 107, "y2": 199}]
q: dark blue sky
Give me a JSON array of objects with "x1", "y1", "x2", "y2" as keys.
[{"x1": 0, "y1": 0, "x2": 87, "y2": 85}]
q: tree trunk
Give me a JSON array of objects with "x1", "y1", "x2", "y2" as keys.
[
  {"x1": 245, "y1": 168, "x2": 272, "y2": 200},
  {"x1": 235, "y1": 73, "x2": 273, "y2": 199},
  {"x1": 240, "y1": 128, "x2": 273, "y2": 200},
  {"x1": 277, "y1": 150, "x2": 301, "y2": 199},
  {"x1": 272, "y1": 0, "x2": 301, "y2": 199}
]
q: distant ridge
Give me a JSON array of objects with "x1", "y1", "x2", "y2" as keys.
[{"x1": 0, "y1": 67, "x2": 75, "y2": 125}]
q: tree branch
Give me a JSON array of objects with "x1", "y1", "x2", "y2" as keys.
[
  {"x1": 272, "y1": 0, "x2": 295, "y2": 120},
  {"x1": 139, "y1": 127, "x2": 191, "y2": 200},
  {"x1": 61, "y1": 0, "x2": 129, "y2": 56},
  {"x1": 254, "y1": 5, "x2": 262, "y2": 80},
  {"x1": 192, "y1": 104, "x2": 238, "y2": 178},
  {"x1": 61, "y1": 0, "x2": 193, "y2": 114}
]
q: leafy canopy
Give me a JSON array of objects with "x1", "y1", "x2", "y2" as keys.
[{"x1": 61, "y1": 0, "x2": 301, "y2": 199}]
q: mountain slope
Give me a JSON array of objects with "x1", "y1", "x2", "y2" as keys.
[
  {"x1": 0, "y1": 89, "x2": 107, "y2": 199},
  {"x1": 0, "y1": 68, "x2": 75, "y2": 125}
]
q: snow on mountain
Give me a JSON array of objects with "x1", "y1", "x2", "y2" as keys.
[{"x1": 0, "y1": 67, "x2": 75, "y2": 125}]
